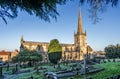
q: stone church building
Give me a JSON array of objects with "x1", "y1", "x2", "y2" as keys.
[{"x1": 20, "y1": 10, "x2": 93, "y2": 62}]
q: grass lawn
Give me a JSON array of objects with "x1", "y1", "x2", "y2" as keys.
[{"x1": 91, "y1": 62, "x2": 120, "y2": 79}]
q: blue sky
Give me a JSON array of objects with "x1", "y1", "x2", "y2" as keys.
[{"x1": 0, "y1": 1, "x2": 120, "y2": 51}]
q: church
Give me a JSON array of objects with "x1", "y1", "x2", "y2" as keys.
[{"x1": 20, "y1": 10, "x2": 93, "y2": 62}]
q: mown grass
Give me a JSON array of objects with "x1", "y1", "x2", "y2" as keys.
[{"x1": 91, "y1": 62, "x2": 120, "y2": 79}]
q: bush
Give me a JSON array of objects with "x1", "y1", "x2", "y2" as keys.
[{"x1": 48, "y1": 52, "x2": 62, "y2": 64}]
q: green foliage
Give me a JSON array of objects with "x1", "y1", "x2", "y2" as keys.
[
  {"x1": 48, "y1": 52, "x2": 62, "y2": 64},
  {"x1": 12, "y1": 49, "x2": 43, "y2": 63},
  {"x1": 12, "y1": 56, "x2": 18, "y2": 63},
  {"x1": 48, "y1": 39, "x2": 62, "y2": 53},
  {"x1": 104, "y1": 44, "x2": 120, "y2": 58},
  {"x1": 0, "y1": 0, "x2": 119, "y2": 24},
  {"x1": 48, "y1": 39, "x2": 62, "y2": 64},
  {"x1": 0, "y1": 0, "x2": 67, "y2": 24}
]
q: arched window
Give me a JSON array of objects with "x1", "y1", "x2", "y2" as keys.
[
  {"x1": 65, "y1": 47, "x2": 69, "y2": 52},
  {"x1": 76, "y1": 46, "x2": 80, "y2": 52},
  {"x1": 37, "y1": 45, "x2": 43, "y2": 52},
  {"x1": 71, "y1": 47, "x2": 72, "y2": 51}
]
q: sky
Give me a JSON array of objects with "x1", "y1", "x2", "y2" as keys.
[{"x1": 0, "y1": 1, "x2": 120, "y2": 51}]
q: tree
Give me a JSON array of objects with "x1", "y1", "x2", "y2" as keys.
[
  {"x1": 48, "y1": 39, "x2": 62, "y2": 68},
  {"x1": 29, "y1": 52, "x2": 43, "y2": 67},
  {"x1": 0, "y1": 0, "x2": 119, "y2": 24},
  {"x1": 0, "y1": 0, "x2": 67, "y2": 24},
  {"x1": 12, "y1": 49, "x2": 43, "y2": 67},
  {"x1": 79, "y1": 0, "x2": 119, "y2": 24},
  {"x1": 104, "y1": 44, "x2": 120, "y2": 58}
]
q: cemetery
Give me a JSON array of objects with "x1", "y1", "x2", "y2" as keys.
[
  {"x1": 0, "y1": 41, "x2": 120, "y2": 79},
  {"x1": 0, "y1": 58, "x2": 120, "y2": 79},
  {"x1": 0, "y1": 0, "x2": 120, "y2": 79}
]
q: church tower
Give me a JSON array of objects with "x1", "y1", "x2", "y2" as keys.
[{"x1": 74, "y1": 9, "x2": 87, "y2": 60}]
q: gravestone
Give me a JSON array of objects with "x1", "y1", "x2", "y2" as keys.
[
  {"x1": 16, "y1": 64, "x2": 18, "y2": 72},
  {"x1": 16, "y1": 63, "x2": 20, "y2": 72},
  {"x1": 7, "y1": 63, "x2": 9, "y2": 71},
  {"x1": 83, "y1": 55, "x2": 87, "y2": 74},
  {"x1": 0, "y1": 66, "x2": 2, "y2": 76}
]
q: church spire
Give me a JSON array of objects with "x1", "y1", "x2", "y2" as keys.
[
  {"x1": 77, "y1": 8, "x2": 83, "y2": 34},
  {"x1": 21, "y1": 35, "x2": 24, "y2": 43}
]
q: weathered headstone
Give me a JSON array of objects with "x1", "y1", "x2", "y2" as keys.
[
  {"x1": 0, "y1": 66, "x2": 2, "y2": 76},
  {"x1": 7, "y1": 63, "x2": 9, "y2": 71},
  {"x1": 16, "y1": 64, "x2": 18, "y2": 72}
]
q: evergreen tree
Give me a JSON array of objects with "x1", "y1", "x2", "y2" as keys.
[
  {"x1": 48, "y1": 39, "x2": 62, "y2": 67},
  {"x1": 0, "y1": 0, "x2": 119, "y2": 24}
]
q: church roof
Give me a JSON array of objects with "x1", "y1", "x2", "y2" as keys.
[
  {"x1": 87, "y1": 45, "x2": 93, "y2": 51},
  {"x1": 23, "y1": 41, "x2": 74, "y2": 46},
  {"x1": 24, "y1": 41, "x2": 49, "y2": 45},
  {"x1": 0, "y1": 50, "x2": 11, "y2": 55}
]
